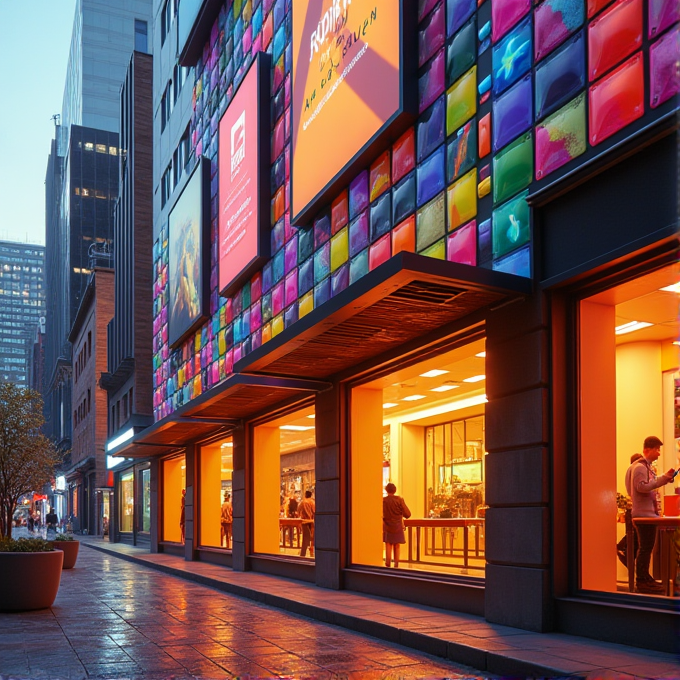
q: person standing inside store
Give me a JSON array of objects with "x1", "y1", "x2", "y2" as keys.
[
  {"x1": 383, "y1": 483, "x2": 411, "y2": 568},
  {"x1": 298, "y1": 490, "x2": 315, "y2": 558},
  {"x1": 180, "y1": 489, "x2": 186, "y2": 543},
  {"x1": 287, "y1": 493, "x2": 299, "y2": 518},
  {"x1": 221, "y1": 492, "x2": 233, "y2": 549},
  {"x1": 625, "y1": 436, "x2": 675, "y2": 594}
]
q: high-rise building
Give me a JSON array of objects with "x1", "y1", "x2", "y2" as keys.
[
  {"x1": 43, "y1": 0, "x2": 153, "y2": 456},
  {"x1": 0, "y1": 241, "x2": 46, "y2": 386}
]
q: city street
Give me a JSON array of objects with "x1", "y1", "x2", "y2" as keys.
[{"x1": 0, "y1": 547, "x2": 486, "y2": 679}]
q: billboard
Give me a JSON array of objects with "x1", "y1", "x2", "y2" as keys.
[
  {"x1": 219, "y1": 53, "x2": 271, "y2": 297},
  {"x1": 292, "y1": 0, "x2": 416, "y2": 225},
  {"x1": 168, "y1": 157, "x2": 209, "y2": 348}
]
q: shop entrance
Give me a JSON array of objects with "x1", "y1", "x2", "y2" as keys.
[{"x1": 351, "y1": 338, "x2": 487, "y2": 576}]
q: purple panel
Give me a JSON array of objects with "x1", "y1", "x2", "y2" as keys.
[
  {"x1": 419, "y1": 2, "x2": 446, "y2": 67},
  {"x1": 298, "y1": 256, "x2": 314, "y2": 295},
  {"x1": 492, "y1": 74, "x2": 533, "y2": 151},
  {"x1": 650, "y1": 24, "x2": 680, "y2": 108},
  {"x1": 284, "y1": 270, "x2": 298, "y2": 306},
  {"x1": 284, "y1": 302, "x2": 298, "y2": 329},
  {"x1": 419, "y1": 49, "x2": 446, "y2": 113},
  {"x1": 349, "y1": 211, "x2": 370, "y2": 257},
  {"x1": 649, "y1": 0, "x2": 680, "y2": 39},
  {"x1": 534, "y1": 0, "x2": 585, "y2": 62},
  {"x1": 417, "y1": 146, "x2": 446, "y2": 206},
  {"x1": 284, "y1": 234, "x2": 297, "y2": 273},
  {"x1": 417, "y1": 96, "x2": 446, "y2": 162},
  {"x1": 478, "y1": 218, "x2": 492, "y2": 263},
  {"x1": 314, "y1": 211, "x2": 331, "y2": 248},
  {"x1": 419, "y1": 0, "x2": 439, "y2": 22},
  {"x1": 492, "y1": 0, "x2": 531, "y2": 42},
  {"x1": 349, "y1": 171, "x2": 369, "y2": 219},
  {"x1": 314, "y1": 277, "x2": 331, "y2": 307},
  {"x1": 271, "y1": 281, "x2": 284, "y2": 316},
  {"x1": 331, "y1": 264, "x2": 350, "y2": 297}
]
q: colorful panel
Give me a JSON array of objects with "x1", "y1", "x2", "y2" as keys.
[
  {"x1": 392, "y1": 173, "x2": 417, "y2": 225},
  {"x1": 446, "y1": 169, "x2": 477, "y2": 231},
  {"x1": 492, "y1": 0, "x2": 531, "y2": 42},
  {"x1": 535, "y1": 32, "x2": 586, "y2": 120},
  {"x1": 534, "y1": 0, "x2": 585, "y2": 62},
  {"x1": 650, "y1": 24, "x2": 680, "y2": 108},
  {"x1": 589, "y1": 52, "x2": 644, "y2": 145},
  {"x1": 392, "y1": 129, "x2": 416, "y2": 184},
  {"x1": 416, "y1": 192, "x2": 447, "y2": 251},
  {"x1": 448, "y1": 0, "x2": 477, "y2": 37},
  {"x1": 369, "y1": 151, "x2": 391, "y2": 203},
  {"x1": 493, "y1": 132, "x2": 533, "y2": 204},
  {"x1": 536, "y1": 93, "x2": 587, "y2": 179},
  {"x1": 417, "y1": 146, "x2": 446, "y2": 206},
  {"x1": 493, "y1": 74, "x2": 533, "y2": 152},
  {"x1": 648, "y1": 0, "x2": 680, "y2": 39},
  {"x1": 447, "y1": 220, "x2": 477, "y2": 266},
  {"x1": 493, "y1": 17, "x2": 533, "y2": 95},
  {"x1": 392, "y1": 216, "x2": 416, "y2": 254},
  {"x1": 492, "y1": 191, "x2": 530, "y2": 258},
  {"x1": 447, "y1": 17, "x2": 477, "y2": 86},
  {"x1": 419, "y1": 1, "x2": 446, "y2": 66},
  {"x1": 588, "y1": 0, "x2": 642, "y2": 82},
  {"x1": 446, "y1": 67, "x2": 477, "y2": 135},
  {"x1": 447, "y1": 121, "x2": 477, "y2": 182}
]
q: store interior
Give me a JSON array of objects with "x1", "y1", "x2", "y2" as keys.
[
  {"x1": 351, "y1": 338, "x2": 487, "y2": 577},
  {"x1": 580, "y1": 262, "x2": 679, "y2": 596},
  {"x1": 163, "y1": 455, "x2": 186, "y2": 543},
  {"x1": 199, "y1": 436, "x2": 233, "y2": 549},
  {"x1": 253, "y1": 405, "x2": 316, "y2": 559}
]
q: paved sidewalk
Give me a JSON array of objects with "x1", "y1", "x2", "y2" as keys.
[
  {"x1": 80, "y1": 538, "x2": 680, "y2": 678},
  {"x1": 0, "y1": 548, "x2": 488, "y2": 680}
]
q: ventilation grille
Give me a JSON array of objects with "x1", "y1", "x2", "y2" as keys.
[{"x1": 389, "y1": 281, "x2": 465, "y2": 306}]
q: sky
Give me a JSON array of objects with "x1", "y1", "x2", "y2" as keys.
[{"x1": 0, "y1": 0, "x2": 77, "y2": 246}]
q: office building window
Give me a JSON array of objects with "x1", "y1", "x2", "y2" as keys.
[
  {"x1": 135, "y1": 19, "x2": 148, "y2": 53},
  {"x1": 161, "y1": 0, "x2": 172, "y2": 45},
  {"x1": 161, "y1": 164, "x2": 172, "y2": 207}
]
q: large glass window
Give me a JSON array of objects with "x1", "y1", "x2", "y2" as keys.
[
  {"x1": 120, "y1": 471, "x2": 134, "y2": 533},
  {"x1": 579, "y1": 263, "x2": 679, "y2": 598},
  {"x1": 351, "y1": 339, "x2": 487, "y2": 576},
  {"x1": 199, "y1": 437, "x2": 233, "y2": 549},
  {"x1": 141, "y1": 469, "x2": 151, "y2": 533},
  {"x1": 163, "y1": 455, "x2": 186, "y2": 543},
  {"x1": 253, "y1": 405, "x2": 316, "y2": 559}
]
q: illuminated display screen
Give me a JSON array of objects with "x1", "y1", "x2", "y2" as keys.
[
  {"x1": 292, "y1": 0, "x2": 409, "y2": 225},
  {"x1": 219, "y1": 54, "x2": 270, "y2": 296},
  {"x1": 168, "y1": 159, "x2": 208, "y2": 348}
]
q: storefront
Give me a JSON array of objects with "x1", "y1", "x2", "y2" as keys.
[
  {"x1": 110, "y1": 459, "x2": 152, "y2": 546},
  {"x1": 112, "y1": 0, "x2": 679, "y2": 654}
]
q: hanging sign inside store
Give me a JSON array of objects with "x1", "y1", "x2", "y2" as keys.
[
  {"x1": 219, "y1": 53, "x2": 271, "y2": 297},
  {"x1": 291, "y1": 0, "x2": 416, "y2": 226}
]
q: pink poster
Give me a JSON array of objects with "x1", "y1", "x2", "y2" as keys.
[{"x1": 219, "y1": 60, "x2": 261, "y2": 295}]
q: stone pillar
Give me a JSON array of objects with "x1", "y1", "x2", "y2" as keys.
[
  {"x1": 484, "y1": 293, "x2": 552, "y2": 632},
  {"x1": 149, "y1": 457, "x2": 159, "y2": 553},
  {"x1": 184, "y1": 444, "x2": 196, "y2": 561},
  {"x1": 231, "y1": 426, "x2": 247, "y2": 571},
  {"x1": 315, "y1": 384, "x2": 342, "y2": 589}
]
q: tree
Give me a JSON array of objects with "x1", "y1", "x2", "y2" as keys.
[{"x1": 0, "y1": 384, "x2": 59, "y2": 539}]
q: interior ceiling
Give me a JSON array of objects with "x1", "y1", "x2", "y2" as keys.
[
  {"x1": 360, "y1": 338, "x2": 488, "y2": 426},
  {"x1": 258, "y1": 405, "x2": 316, "y2": 454},
  {"x1": 589, "y1": 263, "x2": 679, "y2": 345}
]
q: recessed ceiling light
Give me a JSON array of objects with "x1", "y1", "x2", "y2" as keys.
[
  {"x1": 280, "y1": 425, "x2": 314, "y2": 431},
  {"x1": 402, "y1": 394, "x2": 426, "y2": 401},
  {"x1": 430, "y1": 385, "x2": 459, "y2": 392},
  {"x1": 419, "y1": 369, "x2": 449, "y2": 378},
  {"x1": 475, "y1": 351, "x2": 486, "y2": 358},
  {"x1": 383, "y1": 403, "x2": 398, "y2": 408},
  {"x1": 660, "y1": 283, "x2": 680, "y2": 293},
  {"x1": 221, "y1": 442, "x2": 233, "y2": 448},
  {"x1": 306, "y1": 414, "x2": 315, "y2": 419},
  {"x1": 463, "y1": 374, "x2": 485, "y2": 383},
  {"x1": 615, "y1": 321, "x2": 653, "y2": 335},
  {"x1": 674, "y1": 341, "x2": 680, "y2": 346}
]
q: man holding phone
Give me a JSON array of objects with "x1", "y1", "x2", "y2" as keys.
[{"x1": 625, "y1": 436, "x2": 675, "y2": 594}]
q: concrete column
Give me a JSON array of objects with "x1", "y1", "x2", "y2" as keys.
[
  {"x1": 231, "y1": 427, "x2": 247, "y2": 571},
  {"x1": 484, "y1": 293, "x2": 552, "y2": 632},
  {"x1": 184, "y1": 444, "x2": 195, "y2": 561},
  {"x1": 315, "y1": 384, "x2": 342, "y2": 589},
  {"x1": 149, "y1": 458, "x2": 159, "y2": 553}
]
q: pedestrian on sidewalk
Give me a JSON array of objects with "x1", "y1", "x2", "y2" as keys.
[
  {"x1": 298, "y1": 490, "x2": 315, "y2": 558},
  {"x1": 625, "y1": 436, "x2": 675, "y2": 594},
  {"x1": 383, "y1": 483, "x2": 411, "y2": 568}
]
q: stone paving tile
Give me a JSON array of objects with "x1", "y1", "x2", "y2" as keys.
[{"x1": 0, "y1": 548, "x2": 487, "y2": 680}]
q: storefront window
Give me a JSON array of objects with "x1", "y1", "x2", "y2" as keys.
[
  {"x1": 350, "y1": 339, "x2": 487, "y2": 576},
  {"x1": 199, "y1": 436, "x2": 233, "y2": 549},
  {"x1": 163, "y1": 456, "x2": 186, "y2": 543},
  {"x1": 253, "y1": 405, "x2": 316, "y2": 559},
  {"x1": 120, "y1": 471, "x2": 134, "y2": 533},
  {"x1": 579, "y1": 263, "x2": 679, "y2": 597},
  {"x1": 141, "y1": 469, "x2": 151, "y2": 533}
]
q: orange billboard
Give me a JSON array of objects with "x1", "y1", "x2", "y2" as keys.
[{"x1": 292, "y1": 0, "x2": 414, "y2": 225}]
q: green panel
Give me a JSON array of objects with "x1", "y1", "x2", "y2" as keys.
[
  {"x1": 492, "y1": 190, "x2": 530, "y2": 259},
  {"x1": 493, "y1": 132, "x2": 533, "y2": 205}
]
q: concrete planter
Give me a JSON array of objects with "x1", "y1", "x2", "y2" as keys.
[
  {"x1": 51, "y1": 541, "x2": 79, "y2": 569},
  {"x1": 0, "y1": 550, "x2": 63, "y2": 611}
]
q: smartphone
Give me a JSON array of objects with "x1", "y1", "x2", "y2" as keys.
[{"x1": 672, "y1": 468, "x2": 680, "y2": 480}]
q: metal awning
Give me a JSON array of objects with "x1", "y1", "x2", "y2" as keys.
[{"x1": 234, "y1": 252, "x2": 532, "y2": 379}]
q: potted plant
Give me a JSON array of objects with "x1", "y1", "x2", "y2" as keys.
[
  {"x1": 51, "y1": 533, "x2": 80, "y2": 569},
  {"x1": 0, "y1": 538, "x2": 64, "y2": 610},
  {"x1": 0, "y1": 385, "x2": 62, "y2": 611}
]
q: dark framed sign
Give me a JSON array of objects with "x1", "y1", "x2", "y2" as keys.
[
  {"x1": 218, "y1": 52, "x2": 271, "y2": 297},
  {"x1": 291, "y1": 0, "x2": 417, "y2": 226},
  {"x1": 168, "y1": 156, "x2": 210, "y2": 348}
]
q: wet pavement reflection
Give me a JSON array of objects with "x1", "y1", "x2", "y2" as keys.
[{"x1": 0, "y1": 548, "x2": 489, "y2": 679}]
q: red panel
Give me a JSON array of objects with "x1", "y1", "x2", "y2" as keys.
[
  {"x1": 588, "y1": 0, "x2": 615, "y2": 18},
  {"x1": 588, "y1": 0, "x2": 643, "y2": 82},
  {"x1": 392, "y1": 216, "x2": 416, "y2": 255},
  {"x1": 392, "y1": 128, "x2": 416, "y2": 184},
  {"x1": 478, "y1": 113, "x2": 491, "y2": 158},
  {"x1": 369, "y1": 234, "x2": 392, "y2": 270},
  {"x1": 331, "y1": 191, "x2": 349, "y2": 234},
  {"x1": 589, "y1": 52, "x2": 644, "y2": 145}
]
